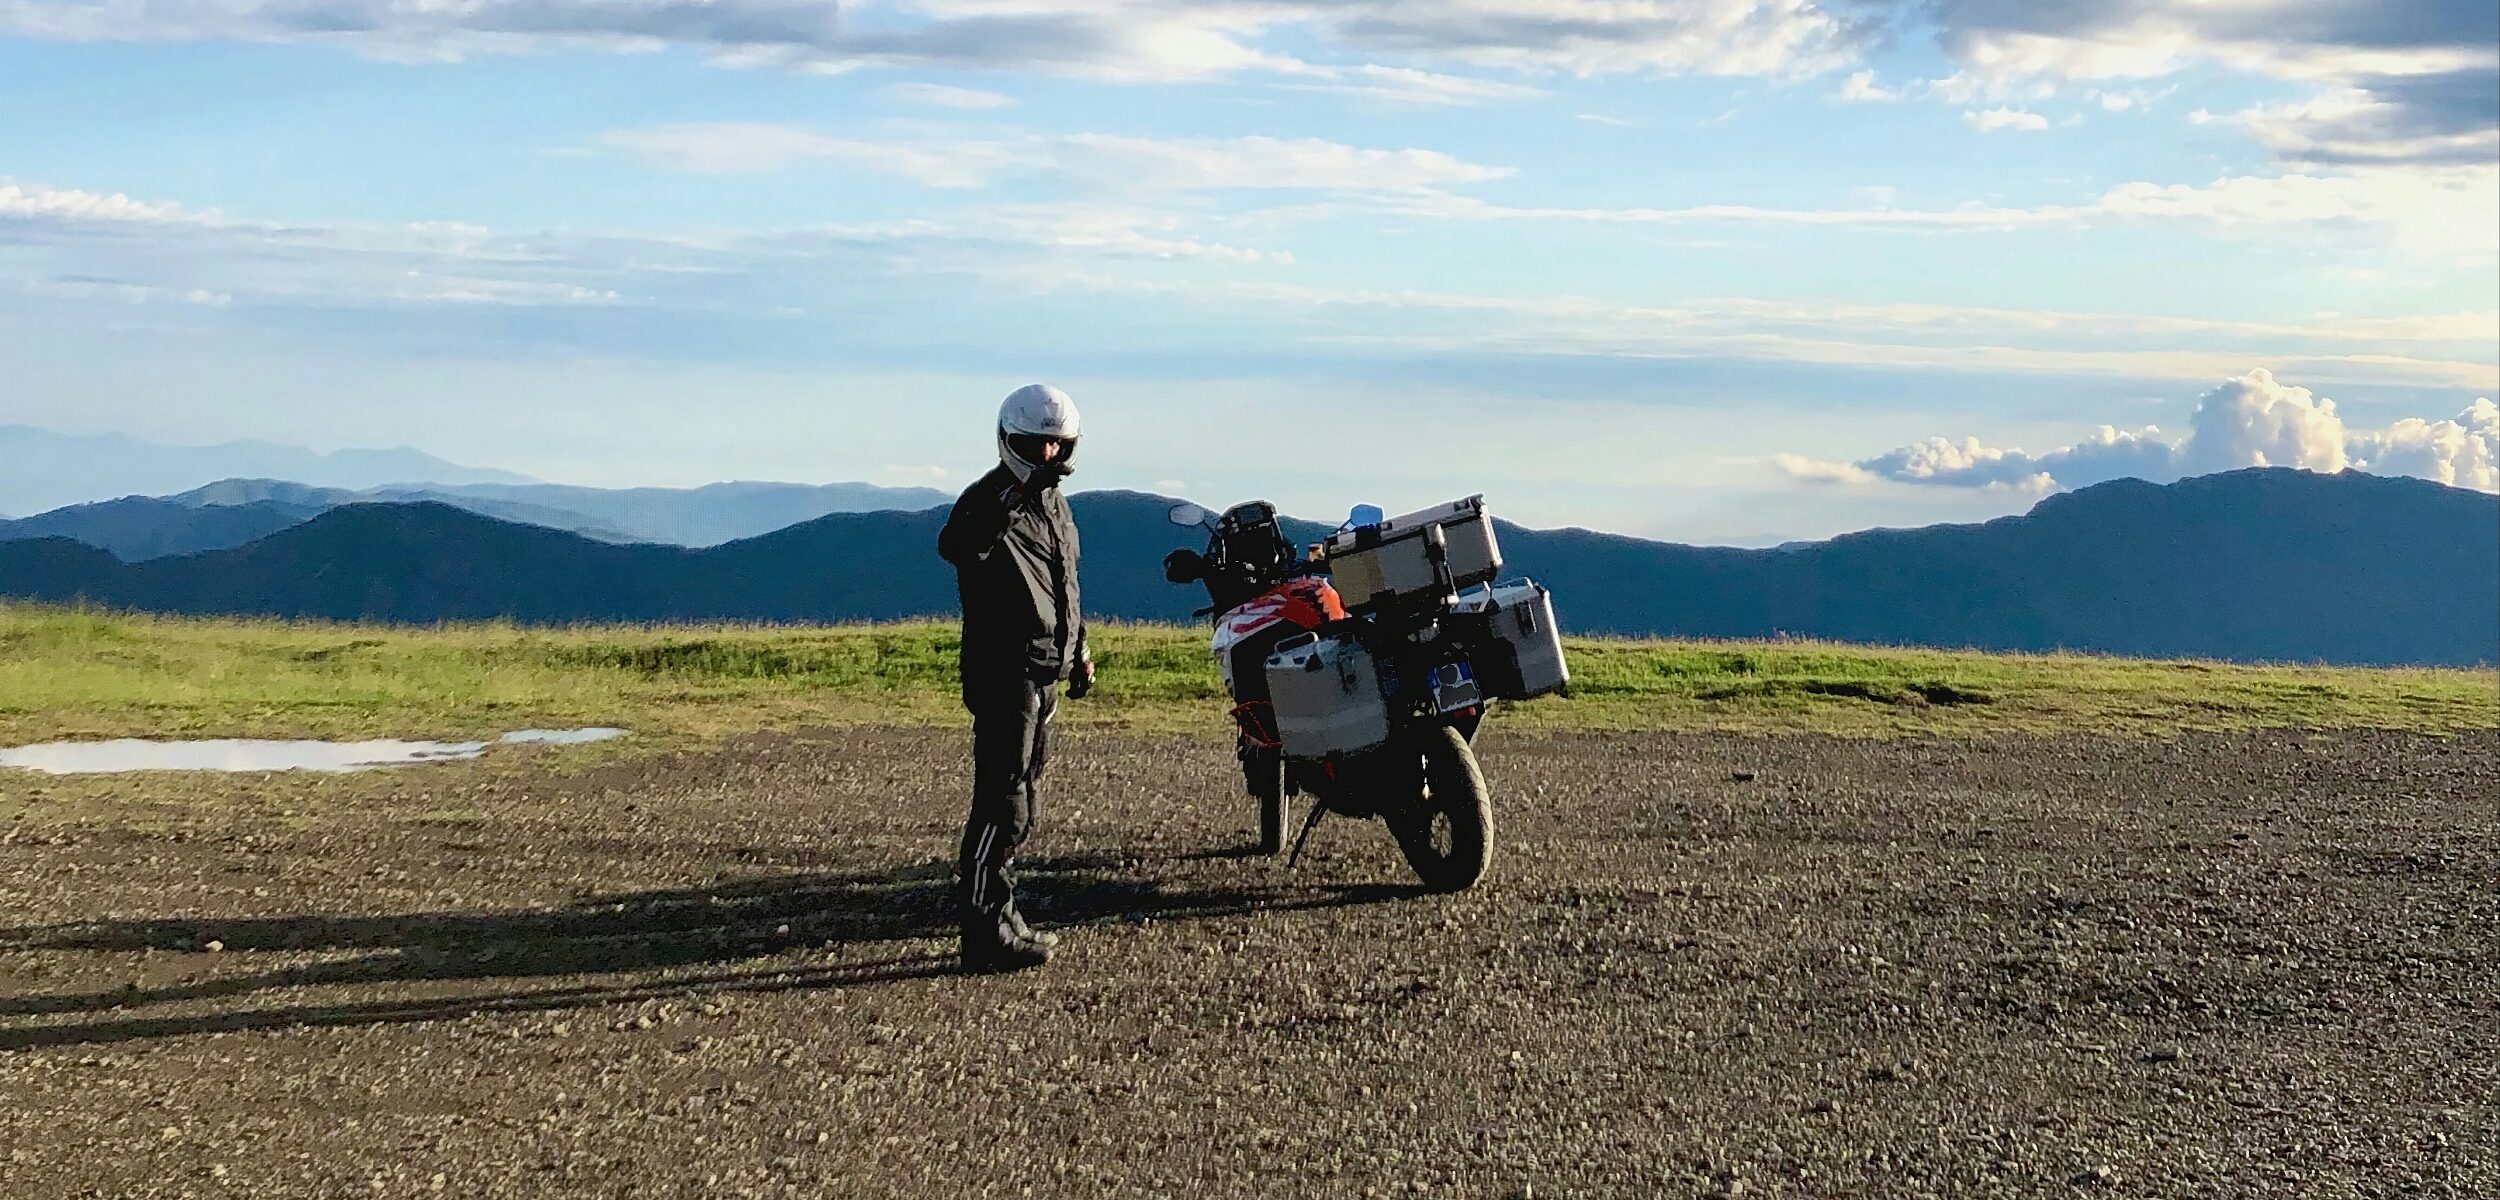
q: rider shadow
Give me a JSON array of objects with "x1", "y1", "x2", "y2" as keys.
[{"x1": 0, "y1": 853, "x2": 1418, "y2": 1051}]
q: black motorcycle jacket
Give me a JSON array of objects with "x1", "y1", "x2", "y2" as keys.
[{"x1": 937, "y1": 463, "x2": 1088, "y2": 682}]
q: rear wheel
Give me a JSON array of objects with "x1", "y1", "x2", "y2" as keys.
[{"x1": 1390, "y1": 725, "x2": 1491, "y2": 892}]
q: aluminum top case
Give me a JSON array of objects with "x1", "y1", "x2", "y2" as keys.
[{"x1": 1321, "y1": 495, "x2": 1503, "y2": 613}]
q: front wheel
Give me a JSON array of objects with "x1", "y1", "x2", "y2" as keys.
[
  {"x1": 1390, "y1": 725, "x2": 1492, "y2": 892},
  {"x1": 1245, "y1": 747, "x2": 1289, "y2": 856}
]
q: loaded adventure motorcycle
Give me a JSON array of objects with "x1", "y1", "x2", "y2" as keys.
[{"x1": 1162, "y1": 496, "x2": 1570, "y2": 891}]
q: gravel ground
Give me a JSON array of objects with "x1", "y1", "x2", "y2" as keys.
[{"x1": 1, "y1": 727, "x2": 2494, "y2": 1199}]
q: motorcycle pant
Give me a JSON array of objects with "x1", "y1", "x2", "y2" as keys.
[{"x1": 958, "y1": 670, "x2": 1058, "y2": 937}]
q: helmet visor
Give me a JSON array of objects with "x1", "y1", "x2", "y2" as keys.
[{"x1": 1004, "y1": 432, "x2": 1076, "y2": 467}]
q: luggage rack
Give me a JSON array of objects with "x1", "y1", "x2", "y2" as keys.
[{"x1": 1321, "y1": 495, "x2": 1502, "y2": 616}]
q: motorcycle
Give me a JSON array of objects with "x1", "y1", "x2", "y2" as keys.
[{"x1": 1162, "y1": 497, "x2": 1548, "y2": 892}]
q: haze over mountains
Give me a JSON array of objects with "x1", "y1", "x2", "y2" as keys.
[
  {"x1": 2, "y1": 468, "x2": 2492, "y2": 667},
  {"x1": 0, "y1": 425, "x2": 532, "y2": 518},
  {"x1": 1, "y1": 475, "x2": 953, "y2": 561}
]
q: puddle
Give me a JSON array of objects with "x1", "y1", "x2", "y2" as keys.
[{"x1": 0, "y1": 729, "x2": 627, "y2": 775}]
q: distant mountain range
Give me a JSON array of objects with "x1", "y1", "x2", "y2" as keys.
[
  {"x1": 2, "y1": 468, "x2": 2492, "y2": 666},
  {"x1": 374, "y1": 479, "x2": 954, "y2": 547},
  {"x1": 0, "y1": 496, "x2": 326, "y2": 563},
  {"x1": 0, "y1": 425, "x2": 534, "y2": 518},
  {"x1": 0, "y1": 476, "x2": 957, "y2": 560}
]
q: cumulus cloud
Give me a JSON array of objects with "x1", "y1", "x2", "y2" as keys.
[
  {"x1": 592, "y1": 124, "x2": 1516, "y2": 192},
  {"x1": 1779, "y1": 369, "x2": 2500, "y2": 494},
  {"x1": 1834, "y1": 424, "x2": 2167, "y2": 492},
  {"x1": 2351, "y1": 398, "x2": 2500, "y2": 490},
  {"x1": 2172, "y1": 368, "x2": 2351, "y2": 477}
]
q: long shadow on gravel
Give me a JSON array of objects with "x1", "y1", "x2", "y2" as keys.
[{"x1": 0, "y1": 854, "x2": 1416, "y2": 1050}]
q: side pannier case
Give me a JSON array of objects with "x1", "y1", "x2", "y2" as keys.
[
  {"x1": 1451, "y1": 579, "x2": 1569, "y2": 700},
  {"x1": 1262, "y1": 633, "x2": 1392, "y2": 758},
  {"x1": 1320, "y1": 495, "x2": 1502, "y2": 613}
]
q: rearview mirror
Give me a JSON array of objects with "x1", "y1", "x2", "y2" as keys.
[
  {"x1": 1340, "y1": 503, "x2": 1384, "y2": 532},
  {"x1": 1163, "y1": 548, "x2": 1206, "y2": 584},
  {"x1": 1168, "y1": 502, "x2": 1210, "y2": 527}
]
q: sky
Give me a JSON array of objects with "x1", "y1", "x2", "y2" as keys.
[{"x1": 2, "y1": 0, "x2": 2495, "y2": 543}]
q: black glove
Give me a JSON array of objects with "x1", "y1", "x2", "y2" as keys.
[{"x1": 1066, "y1": 658, "x2": 1095, "y2": 699}]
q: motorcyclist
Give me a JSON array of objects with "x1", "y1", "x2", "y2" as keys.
[{"x1": 935, "y1": 383, "x2": 1096, "y2": 973}]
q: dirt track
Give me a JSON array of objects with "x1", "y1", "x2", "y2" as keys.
[{"x1": 2, "y1": 727, "x2": 2494, "y2": 1199}]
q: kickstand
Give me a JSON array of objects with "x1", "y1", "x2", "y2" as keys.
[{"x1": 1284, "y1": 802, "x2": 1328, "y2": 869}]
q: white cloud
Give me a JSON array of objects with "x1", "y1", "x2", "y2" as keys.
[
  {"x1": 1, "y1": 176, "x2": 1302, "y2": 320},
  {"x1": 1026, "y1": 271, "x2": 2494, "y2": 346},
  {"x1": 1017, "y1": 268, "x2": 2500, "y2": 389},
  {"x1": 1281, "y1": 64, "x2": 1548, "y2": 106},
  {"x1": 1927, "y1": 4, "x2": 2498, "y2": 96},
  {"x1": 877, "y1": 82, "x2": 1019, "y2": 109},
  {"x1": 14, "y1": 276, "x2": 233, "y2": 307},
  {"x1": 1059, "y1": 132, "x2": 1513, "y2": 192},
  {"x1": 2086, "y1": 85, "x2": 2174, "y2": 112},
  {"x1": 1921, "y1": 3, "x2": 2498, "y2": 189},
  {"x1": 13, "y1": 172, "x2": 2496, "y2": 414},
  {"x1": 1360, "y1": 161, "x2": 2498, "y2": 255},
  {"x1": 1780, "y1": 369, "x2": 2500, "y2": 494},
  {"x1": 1575, "y1": 113, "x2": 1633, "y2": 126},
  {"x1": 2091, "y1": 165, "x2": 2498, "y2": 253},
  {"x1": 2173, "y1": 368, "x2": 2351, "y2": 476},
  {"x1": 593, "y1": 124, "x2": 1516, "y2": 193},
  {"x1": 0, "y1": 182, "x2": 197, "y2": 224},
  {"x1": 2350, "y1": 398, "x2": 2500, "y2": 491},
  {"x1": 1767, "y1": 453, "x2": 1878, "y2": 484},
  {"x1": 1963, "y1": 106, "x2": 2049, "y2": 132},
  {"x1": 1837, "y1": 70, "x2": 1900, "y2": 102},
  {"x1": 0, "y1": 0, "x2": 1858, "y2": 86},
  {"x1": 2, "y1": 180, "x2": 650, "y2": 309},
  {"x1": 590, "y1": 123, "x2": 1042, "y2": 185},
  {"x1": 2226, "y1": 79, "x2": 2500, "y2": 168},
  {"x1": 1309, "y1": 0, "x2": 1856, "y2": 77},
  {"x1": 798, "y1": 205, "x2": 1284, "y2": 263}
]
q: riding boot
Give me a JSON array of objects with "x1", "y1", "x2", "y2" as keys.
[
  {"x1": 1003, "y1": 899, "x2": 1060, "y2": 948},
  {"x1": 959, "y1": 907, "x2": 1050, "y2": 974}
]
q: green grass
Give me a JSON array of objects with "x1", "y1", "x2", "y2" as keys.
[{"x1": 1, "y1": 601, "x2": 2492, "y2": 750}]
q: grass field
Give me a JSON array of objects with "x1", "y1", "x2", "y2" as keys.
[{"x1": 3, "y1": 601, "x2": 2491, "y2": 749}]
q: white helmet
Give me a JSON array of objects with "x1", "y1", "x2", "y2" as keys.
[{"x1": 997, "y1": 383, "x2": 1082, "y2": 483}]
